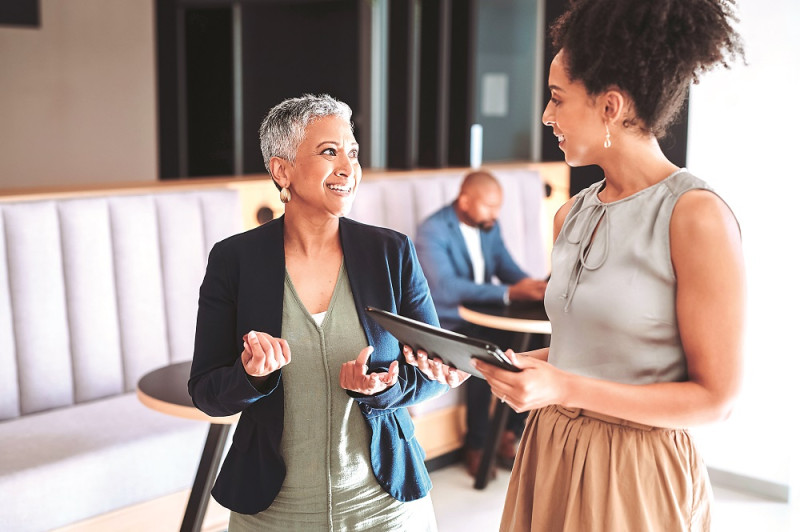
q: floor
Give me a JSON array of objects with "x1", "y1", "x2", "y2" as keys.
[{"x1": 428, "y1": 461, "x2": 797, "y2": 532}]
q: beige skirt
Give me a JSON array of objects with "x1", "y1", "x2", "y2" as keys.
[{"x1": 500, "y1": 405, "x2": 712, "y2": 532}]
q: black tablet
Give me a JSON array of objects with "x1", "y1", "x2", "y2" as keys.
[{"x1": 365, "y1": 307, "x2": 521, "y2": 379}]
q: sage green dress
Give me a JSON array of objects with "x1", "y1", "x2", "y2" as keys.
[{"x1": 229, "y1": 263, "x2": 436, "y2": 531}]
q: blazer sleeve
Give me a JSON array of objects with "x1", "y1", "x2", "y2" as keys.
[
  {"x1": 188, "y1": 240, "x2": 280, "y2": 417},
  {"x1": 349, "y1": 234, "x2": 449, "y2": 411},
  {"x1": 415, "y1": 216, "x2": 507, "y2": 306}
]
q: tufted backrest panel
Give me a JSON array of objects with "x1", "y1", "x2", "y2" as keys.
[
  {"x1": 3, "y1": 201, "x2": 74, "y2": 417},
  {"x1": 60, "y1": 198, "x2": 125, "y2": 404},
  {"x1": 0, "y1": 189, "x2": 241, "y2": 420},
  {"x1": 494, "y1": 168, "x2": 548, "y2": 278},
  {"x1": 349, "y1": 168, "x2": 547, "y2": 277},
  {"x1": 0, "y1": 212, "x2": 17, "y2": 420}
]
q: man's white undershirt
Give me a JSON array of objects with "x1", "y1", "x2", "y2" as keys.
[{"x1": 459, "y1": 222, "x2": 485, "y2": 284}]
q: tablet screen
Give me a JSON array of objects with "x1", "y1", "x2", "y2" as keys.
[{"x1": 365, "y1": 307, "x2": 520, "y2": 378}]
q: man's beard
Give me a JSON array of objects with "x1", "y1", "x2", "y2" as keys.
[
  {"x1": 477, "y1": 220, "x2": 495, "y2": 231},
  {"x1": 459, "y1": 208, "x2": 495, "y2": 232}
]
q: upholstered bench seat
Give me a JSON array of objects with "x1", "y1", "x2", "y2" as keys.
[
  {"x1": 0, "y1": 393, "x2": 207, "y2": 530},
  {"x1": 0, "y1": 188, "x2": 241, "y2": 531}
]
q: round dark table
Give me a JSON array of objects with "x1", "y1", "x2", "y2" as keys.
[{"x1": 137, "y1": 361, "x2": 238, "y2": 532}]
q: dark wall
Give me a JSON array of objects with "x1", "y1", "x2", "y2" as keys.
[
  {"x1": 158, "y1": 0, "x2": 480, "y2": 177},
  {"x1": 0, "y1": 0, "x2": 39, "y2": 27},
  {"x1": 157, "y1": 0, "x2": 687, "y2": 180},
  {"x1": 387, "y1": 0, "x2": 475, "y2": 169},
  {"x1": 447, "y1": 0, "x2": 475, "y2": 168},
  {"x1": 241, "y1": 1, "x2": 360, "y2": 174},
  {"x1": 185, "y1": 9, "x2": 234, "y2": 177},
  {"x1": 157, "y1": 0, "x2": 360, "y2": 179},
  {"x1": 416, "y1": 0, "x2": 444, "y2": 168},
  {"x1": 386, "y1": 0, "x2": 415, "y2": 169}
]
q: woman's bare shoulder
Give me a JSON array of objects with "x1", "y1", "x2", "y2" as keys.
[
  {"x1": 670, "y1": 189, "x2": 739, "y2": 242},
  {"x1": 670, "y1": 188, "x2": 742, "y2": 280}
]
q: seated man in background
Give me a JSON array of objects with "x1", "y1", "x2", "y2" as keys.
[{"x1": 415, "y1": 170, "x2": 547, "y2": 476}]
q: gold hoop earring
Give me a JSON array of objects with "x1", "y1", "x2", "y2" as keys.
[
  {"x1": 279, "y1": 187, "x2": 292, "y2": 204},
  {"x1": 604, "y1": 123, "x2": 612, "y2": 149}
]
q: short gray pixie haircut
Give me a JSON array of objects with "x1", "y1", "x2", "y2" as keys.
[{"x1": 259, "y1": 93, "x2": 353, "y2": 182}]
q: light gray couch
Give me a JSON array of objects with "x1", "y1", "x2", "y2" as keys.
[
  {"x1": 0, "y1": 165, "x2": 549, "y2": 531},
  {"x1": 0, "y1": 188, "x2": 242, "y2": 531}
]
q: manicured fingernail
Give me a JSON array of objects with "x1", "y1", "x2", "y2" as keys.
[{"x1": 249, "y1": 331, "x2": 257, "y2": 340}]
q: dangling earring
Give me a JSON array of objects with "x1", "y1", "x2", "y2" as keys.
[
  {"x1": 603, "y1": 123, "x2": 612, "y2": 149},
  {"x1": 279, "y1": 187, "x2": 292, "y2": 204}
]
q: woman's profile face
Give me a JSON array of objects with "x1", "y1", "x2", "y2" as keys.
[
  {"x1": 288, "y1": 115, "x2": 361, "y2": 218},
  {"x1": 542, "y1": 51, "x2": 606, "y2": 167}
]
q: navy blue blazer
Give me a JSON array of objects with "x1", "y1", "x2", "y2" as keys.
[
  {"x1": 188, "y1": 216, "x2": 448, "y2": 515},
  {"x1": 415, "y1": 204, "x2": 528, "y2": 330}
]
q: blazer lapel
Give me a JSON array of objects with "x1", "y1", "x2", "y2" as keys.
[
  {"x1": 339, "y1": 218, "x2": 380, "y2": 349},
  {"x1": 250, "y1": 216, "x2": 286, "y2": 337}
]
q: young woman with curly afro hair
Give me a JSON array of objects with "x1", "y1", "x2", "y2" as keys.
[{"x1": 473, "y1": 1, "x2": 746, "y2": 530}]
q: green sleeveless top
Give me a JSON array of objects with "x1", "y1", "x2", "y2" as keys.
[{"x1": 229, "y1": 262, "x2": 436, "y2": 531}]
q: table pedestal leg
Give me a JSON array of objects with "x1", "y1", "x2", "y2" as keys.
[
  {"x1": 474, "y1": 401, "x2": 510, "y2": 489},
  {"x1": 181, "y1": 423, "x2": 230, "y2": 532},
  {"x1": 473, "y1": 332, "x2": 533, "y2": 490}
]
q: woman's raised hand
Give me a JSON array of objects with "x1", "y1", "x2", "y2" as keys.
[
  {"x1": 403, "y1": 346, "x2": 470, "y2": 388},
  {"x1": 241, "y1": 330, "x2": 291, "y2": 378},
  {"x1": 340, "y1": 346, "x2": 399, "y2": 395}
]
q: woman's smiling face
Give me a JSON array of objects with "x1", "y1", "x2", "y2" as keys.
[
  {"x1": 287, "y1": 114, "x2": 361, "y2": 218},
  {"x1": 542, "y1": 51, "x2": 607, "y2": 167}
]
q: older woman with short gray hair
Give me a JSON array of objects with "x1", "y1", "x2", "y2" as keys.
[{"x1": 190, "y1": 93, "x2": 466, "y2": 531}]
